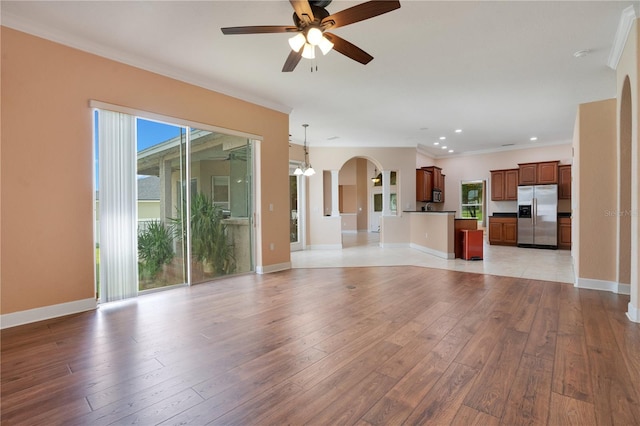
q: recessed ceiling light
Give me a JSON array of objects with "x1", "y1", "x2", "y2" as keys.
[
  {"x1": 448, "y1": 149, "x2": 454, "y2": 153},
  {"x1": 434, "y1": 142, "x2": 439, "y2": 146},
  {"x1": 454, "y1": 129, "x2": 462, "y2": 133},
  {"x1": 441, "y1": 146, "x2": 447, "y2": 150},
  {"x1": 420, "y1": 127, "x2": 429, "y2": 131},
  {"x1": 530, "y1": 137, "x2": 538, "y2": 141},
  {"x1": 439, "y1": 136, "x2": 446, "y2": 140}
]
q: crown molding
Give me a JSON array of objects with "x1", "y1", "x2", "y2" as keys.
[
  {"x1": 1, "y1": 12, "x2": 292, "y2": 115},
  {"x1": 417, "y1": 139, "x2": 571, "y2": 159},
  {"x1": 607, "y1": 5, "x2": 638, "y2": 70}
]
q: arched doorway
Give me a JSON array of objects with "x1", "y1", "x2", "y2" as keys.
[{"x1": 337, "y1": 157, "x2": 394, "y2": 247}]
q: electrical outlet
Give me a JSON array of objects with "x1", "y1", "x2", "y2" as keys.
[
  {"x1": 425, "y1": 233, "x2": 428, "y2": 239},
  {"x1": 269, "y1": 243, "x2": 275, "y2": 251}
]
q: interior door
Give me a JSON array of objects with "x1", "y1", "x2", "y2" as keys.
[
  {"x1": 370, "y1": 191, "x2": 382, "y2": 232},
  {"x1": 289, "y1": 170, "x2": 303, "y2": 251}
]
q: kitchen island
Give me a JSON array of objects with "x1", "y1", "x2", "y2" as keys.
[{"x1": 405, "y1": 211, "x2": 480, "y2": 259}]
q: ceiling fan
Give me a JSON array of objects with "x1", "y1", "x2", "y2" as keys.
[{"x1": 221, "y1": 0, "x2": 401, "y2": 72}]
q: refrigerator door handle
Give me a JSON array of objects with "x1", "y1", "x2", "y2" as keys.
[{"x1": 533, "y1": 198, "x2": 537, "y2": 226}]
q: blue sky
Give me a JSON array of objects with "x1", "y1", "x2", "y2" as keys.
[
  {"x1": 94, "y1": 113, "x2": 186, "y2": 186},
  {"x1": 137, "y1": 118, "x2": 184, "y2": 151}
]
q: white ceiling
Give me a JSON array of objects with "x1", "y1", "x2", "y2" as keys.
[{"x1": 2, "y1": 1, "x2": 636, "y2": 157}]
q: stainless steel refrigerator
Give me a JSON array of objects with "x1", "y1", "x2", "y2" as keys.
[{"x1": 517, "y1": 184, "x2": 558, "y2": 248}]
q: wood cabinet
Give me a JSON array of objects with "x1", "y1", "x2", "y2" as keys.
[
  {"x1": 441, "y1": 174, "x2": 445, "y2": 203},
  {"x1": 558, "y1": 165, "x2": 572, "y2": 199},
  {"x1": 491, "y1": 168, "x2": 518, "y2": 201},
  {"x1": 518, "y1": 161, "x2": 559, "y2": 185},
  {"x1": 455, "y1": 219, "x2": 478, "y2": 258},
  {"x1": 431, "y1": 167, "x2": 444, "y2": 191},
  {"x1": 416, "y1": 166, "x2": 444, "y2": 202},
  {"x1": 558, "y1": 216, "x2": 572, "y2": 249},
  {"x1": 489, "y1": 216, "x2": 517, "y2": 246},
  {"x1": 416, "y1": 168, "x2": 433, "y2": 202}
]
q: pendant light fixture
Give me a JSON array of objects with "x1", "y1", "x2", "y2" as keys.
[
  {"x1": 371, "y1": 167, "x2": 381, "y2": 183},
  {"x1": 294, "y1": 124, "x2": 315, "y2": 177}
]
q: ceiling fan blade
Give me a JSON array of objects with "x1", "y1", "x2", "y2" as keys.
[
  {"x1": 289, "y1": 0, "x2": 314, "y2": 24},
  {"x1": 324, "y1": 32, "x2": 373, "y2": 65},
  {"x1": 282, "y1": 49, "x2": 303, "y2": 72},
  {"x1": 221, "y1": 26, "x2": 297, "y2": 35},
  {"x1": 321, "y1": 0, "x2": 400, "y2": 30}
]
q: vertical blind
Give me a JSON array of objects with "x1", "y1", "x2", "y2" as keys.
[{"x1": 98, "y1": 110, "x2": 138, "y2": 302}]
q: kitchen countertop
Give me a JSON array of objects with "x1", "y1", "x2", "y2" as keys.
[
  {"x1": 491, "y1": 212, "x2": 517, "y2": 218},
  {"x1": 404, "y1": 210, "x2": 456, "y2": 214}
]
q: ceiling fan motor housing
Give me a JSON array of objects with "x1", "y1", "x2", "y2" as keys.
[
  {"x1": 310, "y1": 1, "x2": 333, "y2": 8},
  {"x1": 293, "y1": 5, "x2": 330, "y2": 28}
]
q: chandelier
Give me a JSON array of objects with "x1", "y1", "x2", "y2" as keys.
[{"x1": 294, "y1": 124, "x2": 316, "y2": 176}]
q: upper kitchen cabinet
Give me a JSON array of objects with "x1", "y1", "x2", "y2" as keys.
[
  {"x1": 416, "y1": 168, "x2": 433, "y2": 202},
  {"x1": 491, "y1": 168, "x2": 518, "y2": 201},
  {"x1": 416, "y1": 166, "x2": 445, "y2": 202},
  {"x1": 518, "y1": 161, "x2": 559, "y2": 185},
  {"x1": 558, "y1": 164, "x2": 572, "y2": 199},
  {"x1": 430, "y1": 166, "x2": 444, "y2": 191}
]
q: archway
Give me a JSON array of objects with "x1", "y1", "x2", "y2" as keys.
[
  {"x1": 337, "y1": 157, "x2": 386, "y2": 247},
  {"x1": 618, "y1": 76, "x2": 632, "y2": 290}
]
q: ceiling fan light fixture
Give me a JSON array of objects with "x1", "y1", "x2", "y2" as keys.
[
  {"x1": 306, "y1": 27, "x2": 324, "y2": 45},
  {"x1": 288, "y1": 33, "x2": 306, "y2": 52},
  {"x1": 301, "y1": 43, "x2": 316, "y2": 59},
  {"x1": 318, "y1": 36, "x2": 334, "y2": 55}
]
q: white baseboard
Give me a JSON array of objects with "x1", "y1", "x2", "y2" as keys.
[
  {"x1": 627, "y1": 302, "x2": 640, "y2": 323},
  {"x1": 617, "y1": 283, "x2": 632, "y2": 295},
  {"x1": 575, "y1": 277, "x2": 630, "y2": 294},
  {"x1": 256, "y1": 262, "x2": 291, "y2": 274},
  {"x1": 1, "y1": 298, "x2": 97, "y2": 330},
  {"x1": 307, "y1": 244, "x2": 343, "y2": 250},
  {"x1": 410, "y1": 243, "x2": 454, "y2": 260}
]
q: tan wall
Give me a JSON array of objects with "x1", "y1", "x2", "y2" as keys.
[
  {"x1": 616, "y1": 18, "x2": 639, "y2": 313},
  {"x1": 339, "y1": 185, "x2": 357, "y2": 213},
  {"x1": 409, "y1": 213, "x2": 454, "y2": 258},
  {"x1": 289, "y1": 143, "x2": 305, "y2": 163},
  {"x1": 339, "y1": 158, "x2": 357, "y2": 185},
  {"x1": 1, "y1": 28, "x2": 290, "y2": 315},
  {"x1": 572, "y1": 114, "x2": 581, "y2": 276},
  {"x1": 381, "y1": 215, "x2": 411, "y2": 245},
  {"x1": 575, "y1": 99, "x2": 618, "y2": 283},
  {"x1": 356, "y1": 158, "x2": 369, "y2": 230},
  {"x1": 340, "y1": 214, "x2": 358, "y2": 232}
]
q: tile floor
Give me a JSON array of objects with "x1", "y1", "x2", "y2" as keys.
[{"x1": 291, "y1": 231, "x2": 575, "y2": 283}]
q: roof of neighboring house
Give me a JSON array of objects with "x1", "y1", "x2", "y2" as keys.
[
  {"x1": 137, "y1": 176, "x2": 161, "y2": 201},
  {"x1": 95, "y1": 175, "x2": 161, "y2": 201}
]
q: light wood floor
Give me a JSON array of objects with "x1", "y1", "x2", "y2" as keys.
[{"x1": 2, "y1": 266, "x2": 639, "y2": 425}]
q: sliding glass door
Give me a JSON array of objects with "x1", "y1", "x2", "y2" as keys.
[
  {"x1": 188, "y1": 128, "x2": 253, "y2": 284},
  {"x1": 136, "y1": 119, "x2": 188, "y2": 291},
  {"x1": 94, "y1": 109, "x2": 253, "y2": 302}
]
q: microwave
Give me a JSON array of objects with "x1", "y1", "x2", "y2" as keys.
[{"x1": 432, "y1": 190, "x2": 442, "y2": 203}]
